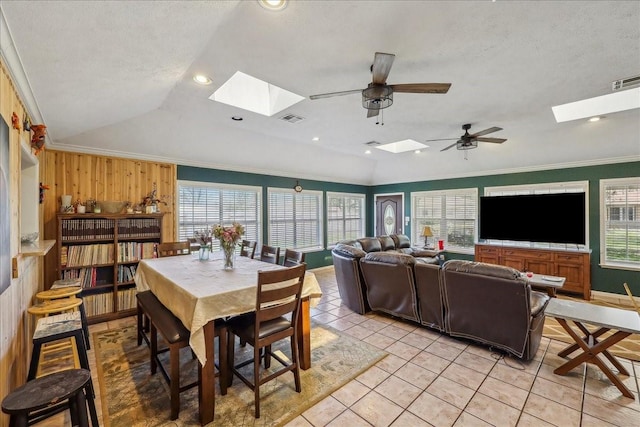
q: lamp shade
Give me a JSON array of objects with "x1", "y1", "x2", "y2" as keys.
[{"x1": 422, "y1": 226, "x2": 434, "y2": 237}]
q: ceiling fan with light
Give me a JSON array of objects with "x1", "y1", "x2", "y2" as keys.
[
  {"x1": 425, "y1": 123, "x2": 507, "y2": 152},
  {"x1": 309, "y1": 52, "x2": 451, "y2": 120}
]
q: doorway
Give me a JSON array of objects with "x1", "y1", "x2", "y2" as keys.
[{"x1": 375, "y1": 194, "x2": 403, "y2": 236}]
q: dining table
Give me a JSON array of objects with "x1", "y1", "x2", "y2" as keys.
[{"x1": 134, "y1": 252, "x2": 323, "y2": 425}]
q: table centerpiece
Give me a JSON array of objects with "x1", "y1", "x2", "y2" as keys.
[{"x1": 213, "y1": 222, "x2": 245, "y2": 270}]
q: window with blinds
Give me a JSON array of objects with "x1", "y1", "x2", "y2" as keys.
[
  {"x1": 177, "y1": 181, "x2": 261, "y2": 251},
  {"x1": 485, "y1": 181, "x2": 589, "y2": 250},
  {"x1": 600, "y1": 177, "x2": 640, "y2": 268},
  {"x1": 268, "y1": 188, "x2": 323, "y2": 251},
  {"x1": 326, "y1": 192, "x2": 366, "y2": 247},
  {"x1": 411, "y1": 188, "x2": 478, "y2": 253}
]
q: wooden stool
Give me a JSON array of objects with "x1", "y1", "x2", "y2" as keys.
[
  {"x1": 27, "y1": 299, "x2": 84, "y2": 379},
  {"x1": 37, "y1": 286, "x2": 91, "y2": 349},
  {"x1": 2, "y1": 368, "x2": 98, "y2": 427}
]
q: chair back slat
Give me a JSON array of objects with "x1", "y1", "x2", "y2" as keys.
[
  {"x1": 255, "y1": 264, "x2": 305, "y2": 324},
  {"x1": 260, "y1": 245, "x2": 280, "y2": 264},
  {"x1": 157, "y1": 242, "x2": 191, "y2": 257},
  {"x1": 283, "y1": 249, "x2": 305, "y2": 267}
]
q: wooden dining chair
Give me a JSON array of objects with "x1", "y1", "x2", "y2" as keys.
[
  {"x1": 623, "y1": 283, "x2": 639, "y2": 314},
  {"x1": 240, "y1": 240, "x2": 257, "y2": 259},
  {"x1": 226, "y1": 263, "x2": 306, "y2": 418},
  {"x1": 259, "y1": 244, "x2": 280, "y2": 264},
  {"x1": 157, "y1": 241, "x2": 191, "y2": 257},
  {"x1": 283, "y1": 248, "x2": 305, "y2": 267}
]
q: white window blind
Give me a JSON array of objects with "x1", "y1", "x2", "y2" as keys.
[
  {"x1": 411, "y1": 188, "x2": 477, "y2": 253},
  {"x1": 326, "y1": 192, "x2": 366, "y2": 247},
  {"x1": 600, "y1": 177, "x2": 640, "y2": 269},
  {"x1": 178, "y1": 181, "x2": 261, "y2": 251},
  {"x1": 268, "y1": 188, "x2": 323, "y2": 251},
  {"x1": 485, "y1": 181, "x2": 588, "y2": 249}
]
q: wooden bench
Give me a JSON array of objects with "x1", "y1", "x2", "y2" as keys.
[{"x1": 136, "y1": 290, "x2": 227, "y2": 420}]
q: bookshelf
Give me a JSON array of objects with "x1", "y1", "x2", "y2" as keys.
[{"x1": 56, "y1": 213, "x2": 163, "y2": 323}]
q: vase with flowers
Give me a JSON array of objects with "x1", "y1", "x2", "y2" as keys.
[
  {"x1": 193, "y1": 228, "x2": 213, "y2": 261},
  {"x1": 213, "y1": 222, "x2": 245, "y2": 270}
]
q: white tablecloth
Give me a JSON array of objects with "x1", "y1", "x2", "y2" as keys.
[{"x1": 134, "y1": 254, "x2": 323, "y2": 364}]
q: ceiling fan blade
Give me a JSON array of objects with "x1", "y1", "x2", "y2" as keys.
[
  {"x1": 390, "y1": 83, "x2": 451, "y2": 94},
  {"x1": 367, "y1": 108, "x2": 380, "y2": 118},
  {"x1": 371, "y1": 52, "x2": 395, "y2": 84},
  {"x1": 470, "y1": 126, "x2": 502, "y2": 138},
  {"x1": 476, "y1": 137, "x2": 507, "y2": 144},
  {"x1": 440, "y1": 142, "x2": 459, "y2": 152},
  {"x1": 309, "y1": 89, "x2": 363, "y2": 100},
  {"x1": 424, "y1": 137, "x2": 458, "y2": 142}
]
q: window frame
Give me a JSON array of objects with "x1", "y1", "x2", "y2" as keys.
[
  {"x1": 600, "y1": 177, "x2": 640, "y2": 271},
  {"x1": 411, "y1": 188, "x2": 478, "y2": 254},
  {"x1": 177, "y1": 180, "x2": 262, "y2": 251},
  {"x1": 267, "y1": 187, "x2": 324, "y2": 253},
  {"x1": 326, "y1": 191, "x2": 367, "y2": 248}
]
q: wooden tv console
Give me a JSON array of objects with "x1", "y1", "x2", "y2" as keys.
[{"x1": 475, "y1": 244, "x2": 591, "y2": 300}]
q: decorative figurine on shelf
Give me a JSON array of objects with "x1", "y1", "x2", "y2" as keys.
[
  {"x1": 39, "y1": 182, "x2": 50, "y2": 204},
  {"x1": 30, "y1": 124, "x2": 47, "y2": 155},
  {"x1": 11, "y1": 113, "x2": 21, "y2": 131}
]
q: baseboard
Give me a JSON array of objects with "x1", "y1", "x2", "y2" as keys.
[{"x1": 591, "y1": 290, "x2": 639, "y2": 309}]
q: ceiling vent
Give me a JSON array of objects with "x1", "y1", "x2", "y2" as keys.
[
  {"x1": 364, "y1": 141, "x2": 381, "y2": 146},
  {"x1": 279, "y1": 113, "x2": 305, "y2": 123},
  {"x1": 612, "y1": 74, "x2": 640, "y2": 91}
]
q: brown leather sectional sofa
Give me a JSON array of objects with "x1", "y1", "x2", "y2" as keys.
[{"x1": 331, "y1": 240, "x2": 550, "y2": 360}]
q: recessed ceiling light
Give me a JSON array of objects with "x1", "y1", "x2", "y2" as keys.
[
  {"x1": 365, "y1": 150, "x2": 372, "y2": 155},
  {"x1": 231, "y1": 116, "x2": 243, "y2": 121},
  {"x1": 258, "y1": 0, "x2": 288, "y2": 11},
  {"x1": 312, "y1": 137, "x2": 319, "y2": 141},
  {"x1": 193, "y1": 74, "x2": 212, "y2": 85},
  {"x1": 588, "y1": 116, "x2": 601, "y2": 122},
  {"x1": 414, "y1": 150, "x2": 422, "y2": 154}
]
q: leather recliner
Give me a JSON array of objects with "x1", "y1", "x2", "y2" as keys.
[
  {"x1": 359, "y1": 252, "x2": 420, "y2": 322},
  {"x1": 414, "y1": 262, "x2": 445, "y2": 331},
  {"x1": 331, "y1": 244, "x2": 370, "y2": 314},
  {"x1": 441, "y1": 260, "x2": 550, "y2": 360}
]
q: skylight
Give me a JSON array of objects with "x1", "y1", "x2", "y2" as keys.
[
  {"x1": 552, "y1": 87, "x2": 640, "y2": 123},
  {"x1": 210, "y1": 71, "x2": 304, "y2": 117},
  {"x1": 375, "y1": 139, "x2": 428, "y2": 154}
]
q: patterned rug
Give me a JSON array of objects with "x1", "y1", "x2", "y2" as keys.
[
  {"x1": 542, "y1": 296, "x2": 640, "y2": 362},
  {"x1": 94, "y1": 323, "x2": 386, "y2": 426}
]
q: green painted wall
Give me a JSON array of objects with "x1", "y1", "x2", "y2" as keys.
[
  {"x1": 178, "y1": 162, "x2": 639, "y2": 294},
  {"x1": 371, "y1": 161, "x2": 640, "y2": 295}
]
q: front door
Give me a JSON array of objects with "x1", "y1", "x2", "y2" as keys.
[{"x1": 375, "y1": 194, "x2": 403, "y2": 236}]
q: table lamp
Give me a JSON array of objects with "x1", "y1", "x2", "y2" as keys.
[{"x1": 422, "y1": 226, "x2": 434, "y2": 248}]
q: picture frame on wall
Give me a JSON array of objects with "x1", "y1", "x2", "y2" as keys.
[{"x1": 0, "y1": 116, "x2": 11, "y2": 294}]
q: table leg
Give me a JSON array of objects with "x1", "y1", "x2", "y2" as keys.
[
  {"x1": 553, "y1": 318, "x2": 634, "y2": 399},
  {"x1": 297, "y1": 297, "x2": 311, "y2": 370},
  {"x1": 198, "y1": 320, "x2": 215, "y2": 425}
]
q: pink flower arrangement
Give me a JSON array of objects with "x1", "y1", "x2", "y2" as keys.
[{"x1": 213, "y1": 222, "x2": 245, "y2": 250}]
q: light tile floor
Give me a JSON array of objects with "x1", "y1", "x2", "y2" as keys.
[{"x1": 33, "y1": 266, "x2": 639, "y2": 426}]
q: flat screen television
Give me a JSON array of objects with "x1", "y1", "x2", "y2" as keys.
[{"x1": 479, "y1": 193, "x2": 586, "y2": 245}]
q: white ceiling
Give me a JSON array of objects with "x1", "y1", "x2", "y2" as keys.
[{"x1": 1, "y1": 0, "x2": 639, "y2": 185}]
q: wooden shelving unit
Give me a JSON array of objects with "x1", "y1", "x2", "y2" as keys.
[{"x1": 56, "y1": 213, "x2": 163, "y2": 323}]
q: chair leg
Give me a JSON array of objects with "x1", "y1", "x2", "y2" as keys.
[
  {"x1": 291, "y1": 335, "x2": 301, "y2": 393},
  {"x1": 218, "y1": 327, "x2": 228, "y2": 395},
  {"x1": 254, "y1": 345, "x2": 261, "y2": 419},
  {"x1": 136, "y1": 304, "x2": 143, "y2": 346},
  {"x1": 264, "y1": 345, "x2": 271, "y2": 369},
  {"x1": 226, "y1": 331, "x2": 235, "y2": 387},
  {"x1": 169, "y1": 343, "x2": 180, "y2": 420},
  {"x1": 150, "y1": 324, "x2": 158, "y2": 374}
]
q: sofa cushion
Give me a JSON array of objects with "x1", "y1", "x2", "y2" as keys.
[
  {"x1": 390, "y1": 234, "x2": 411, "y2": 249},
  {"x1": 443, "y1": 259, "x2": 520, "y2": 280},
  {"x1": 337, "y1": 239, "x2": 363, "y2": 250},
  {"x1": 363, "y1": 251, "x2": 416, "y2": 266},
  {"x1": 358, "y1": 237, "x2": 382, "y2": 253},
  {"x1": 332, "y1": 243, "x2": 366, "y2": 259},
  {"x1": 378, "y1": 235, "x2": 396, "y2": 251}
]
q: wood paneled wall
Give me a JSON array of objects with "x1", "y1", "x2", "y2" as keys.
[
  {"x1": 1, "y1": 60, "x2": 43, "y2": 427},
  {"x1": 41, "y1": 151, "x2": 176, "y2": 287}
]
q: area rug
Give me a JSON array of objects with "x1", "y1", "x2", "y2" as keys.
[
  {"x1": 94, "y1": 323, "x2": 386, "y2": 426},
  {"x1": 543, "y1": 296, "x2": 640, "y2": 362}
]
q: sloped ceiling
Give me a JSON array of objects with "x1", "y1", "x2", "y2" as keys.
[{"x1": 1, "y1": 0, "x2": 639, "y2": 185}]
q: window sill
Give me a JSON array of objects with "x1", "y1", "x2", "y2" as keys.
[
  {"x1": 20, "y1": 239, "x2": 56, "y2": 257},
  {"x1": 598, "y1": 262, "x2": 640, "y2": 273}
]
